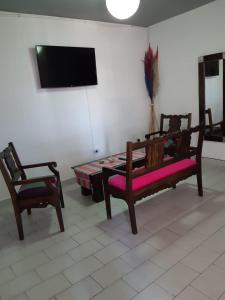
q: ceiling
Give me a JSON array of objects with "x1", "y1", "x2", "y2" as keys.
[{"x1": 0, "y1": 0, "x2": 215, "y2": 27}]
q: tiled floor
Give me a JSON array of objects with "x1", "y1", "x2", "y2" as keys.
[{"x1": 1, "y1": 158, "x2": 225, "y2": 299}]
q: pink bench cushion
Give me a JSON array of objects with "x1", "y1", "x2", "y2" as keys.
[{"x1": 108, "y1": 159, "x2": 196, "y2": 191}]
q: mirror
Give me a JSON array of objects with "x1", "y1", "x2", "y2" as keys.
[{"x1": 198, "y1": 52, "x2": 225, "y2": 142}]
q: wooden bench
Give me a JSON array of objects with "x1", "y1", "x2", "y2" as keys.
[{"x1": 102, "y1": 125, "x2": 203, "y2": 234}]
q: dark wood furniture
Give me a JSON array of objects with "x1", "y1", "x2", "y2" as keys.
[
  {"x1": 198, "y1": 52, "x2": 225, "y2": 142},
  {"x1": 9, "y1": 142, "x2": 64, "y2": 208},
  {"x1": 0, "y1": 143, "x2": 64, "y2": 240},
  {"x1": 145, "y1": 113, "x2": 192, "y2": 156},
  {"x1": 204, "y1": 108, "x2": 224, "y2": 142},
  {"x1": 72, "y1": 152, "x2": 145, "y2": 203},
  {"x1": 103, "y1": 126, "x2": 203, "y2": 234},
  {"x1": 145, "y1": 113, "x2": 192, "y2": 139}
]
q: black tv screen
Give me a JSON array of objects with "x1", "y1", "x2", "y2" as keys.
[
  {"x1": 35, "y1": 45, "x2": 98, "y2": 88},
  {"x1": 205, "y1": 60, "x2": 219, "y2": 77}
]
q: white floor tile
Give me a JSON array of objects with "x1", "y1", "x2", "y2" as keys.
[
  {"x1": 36, "y1": 254, "x2": 75, "y2": 279},
  {"x1": 0, "y1": 250, "x2": 24, "y2": 270},
  {"x1": 151, "y1": 244, "x2": 189, "y2": 270},
  {"x1": 64, "y1": 256, "x2": 103, "y2": 284},
  {"x1": 68, "y1": 240, "x2": 103, "y2": 262},
  {"x1": 0, "y1": 271, "x2": 40, "y2": 299},
  {"x1": 191, "y1": 265, "x2": 225, "y2": 300},
  {"x1": 123, "y1": 261, "x2": 164, "y2": 292},
  {"x1": 168, "y1": 211, "x2": 208, "y2": 235},
  {"x1": 214, "y1": 252, "x2": 225, "y2": 270},
  {"x1": 72, "y1": 227, "x2": 104, "y2": 244},
  {"x1": 12, "y1": 251, "x2": 49, "y2": 276},
  {"x1": 175, "y1": 286, "x2": 210, "y2": 300},
  {"x1": 56, "y1": 277, "x2": 102, "y2": 300},
  {"x1": 91, "y1": 279, "x2": 136, "y2": 300},
  {"x1": 157, "y1": 263, "x2": 199, "y2": 296},
  {"x1": 92, "y1": 258, "x2": 132, "y2": 287},
  {"x1": 44, "y1": 238, "x2": 79, "y2": 259},
  {"x1": 181, "y1": 245, "x2": 220, "y2": 272},
  {"x1": 133, "y1": 283, "x2": 173, "y2": 300},
  {"x1": 95, "y1": 232, "x2": 115, "y2": 246},
  {"x1": 119, "y1": 229, "x2": 152, "y2": 248},
  {"x1": 121, "y1": 242, "x2": 158, "y2": 268},
  {"x1": 94, "y1": 241, "x2": 129, "y2": 264},
  {"x1": 146, "y1": 228, "x2": 180, "y2": 250},
  {"x1": 172, "y1": 230, "x2": 208, "y2": 252},
  {"x1": 26, "y1": 274, "x2": 70, "y2": 300},
  {"x1": 0, "y1": 267, "x2": 15, "y2": 285},
  {"x1": 201, "y1": 231, "x2": 225, "y2": 254}
]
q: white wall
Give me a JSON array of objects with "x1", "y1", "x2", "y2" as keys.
[
  {"x1": 148, "y1": 0, "x2": 225, "y2": 159},
  {"x1": 0, "y1": 12, "x2": 149, "y2": 201}
]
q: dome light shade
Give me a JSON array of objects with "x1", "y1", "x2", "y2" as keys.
[{"x1": 106, "y1": 0, "x2": 140, "y2": 20}]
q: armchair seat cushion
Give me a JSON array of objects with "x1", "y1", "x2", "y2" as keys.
[
  {"x1": 18, "y1": 182, "x2": 54, "y2": 199},
  {"x1": 108, "y1": 159, "x2": 196, "y2": 191}
]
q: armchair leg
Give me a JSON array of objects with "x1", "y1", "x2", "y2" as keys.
[
  {"x1": 105, "y1": 191, "x2": 112, "y2": 219},
  {"x1": 128, "y1": 202, "x2": 137, "y2": 234},
  {"x1": 56, "y1": 204, "x2": 65, "y2": 232},
  {"x1": 59, "y1": 183, "x2": 65, "y2": 208},
  {"x1": 15, "y1": 213, "x2": 24, "y2": 240}
]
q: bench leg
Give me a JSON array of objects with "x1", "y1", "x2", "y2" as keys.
[
  {"x1": 105, "y1": 192, "x2": 112, "y2": 219},
  {"x1": 56, "y1": 203, "x2": 65, "y2": 232},
  {"x1": 128, "y1": 203, "x2": 137, "y2": 234},
  {"x1": 197, "y1": 170, "x2": 203, "y2": 196}
]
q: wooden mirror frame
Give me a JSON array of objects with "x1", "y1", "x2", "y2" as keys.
[{"x1": 198, "y1": 52, "x2": 225, "y2": 137}]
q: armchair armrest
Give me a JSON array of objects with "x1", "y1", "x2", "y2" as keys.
[
  {"x1": 21, "y1": 161, "x2": 57, "y2": 169},
  {"x1": 13, "y1": 175, "x2": 57, "y2": 186},
  {"x1": 145, "y1": 131, "x2": 165, "y2": 139}
]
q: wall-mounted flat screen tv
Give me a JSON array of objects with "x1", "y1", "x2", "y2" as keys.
[{"x1": 35, "y1": 45, "x2": 98, "y2": 88}]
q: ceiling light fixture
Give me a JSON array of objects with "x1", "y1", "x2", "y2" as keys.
[{"x1": 106, "y1": 0, "x2": 140, "y2": 20}]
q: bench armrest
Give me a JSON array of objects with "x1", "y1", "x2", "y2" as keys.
[{"x1": 102, "y1": 167, "x2": 126, "y2": 178}]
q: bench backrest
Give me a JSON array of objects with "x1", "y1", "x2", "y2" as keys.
[{"x1": 125, "y1": 125, "x2": 203, "y2": 193}]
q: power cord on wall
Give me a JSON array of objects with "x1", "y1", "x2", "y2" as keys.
[{"x1": 85, "y1": 88, "x2": 98, "y2": 153}]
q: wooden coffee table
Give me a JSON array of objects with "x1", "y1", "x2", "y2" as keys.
[{"x1": 71, "y1": 151, "x2": 145, "y2": 202}]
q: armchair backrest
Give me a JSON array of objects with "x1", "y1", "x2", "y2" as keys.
[
  {"x1": 160, "y1": 113, "x2": 192, "y2": 133},
  {"x1": 0, "y1": 148, "x2": 19, "y2": 204},
  {"x1": 8, "y1": 142, "x2": 26, "y2": 179}
]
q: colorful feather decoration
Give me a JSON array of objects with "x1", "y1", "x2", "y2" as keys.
[
  {"x1": 144, "y1": 45, "x2": 159, "y2": 133},
  {"x1": 144, "y1": 45, "x2": 159, "y2": 102}
]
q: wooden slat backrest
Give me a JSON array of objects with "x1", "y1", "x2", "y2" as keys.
[
  {"x1": 161, "y1": 113, "x2": 192, "y2": 133},
  {"x1": 145, "y1": 138, "x2": 164, "y2": 168},
  {"x1": 8, "y1": 142, "x2": 26, "y2": 179},
  {"x1": 0, "y1": 150, "x2": 18, "y2": 203},
  {"x1": 4, "y1": 147, "x2": 22, "y2": 181}
]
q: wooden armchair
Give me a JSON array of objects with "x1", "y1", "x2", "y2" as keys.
[
  {"x1": 145, "y1": 113, "x2": 192, "y2": 139},
  {"x1": 0, "y1": 143, "x2": 65, "y2": 240},
  {"x1": 103, "y1": 125, "x2": 203, "y2": 234},
  {"x1": 9, "y1": 142, "x2": 64, "y2": 208},
  {"x1": 145, "y1": 113, "x2": 192, "y2": 156}
]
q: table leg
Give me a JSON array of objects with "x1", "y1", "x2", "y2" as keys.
[
  {"x1": 81, "y1": 186, "x2": 92, "y2": 196},
  {"x1": 91, "y1": 173, "x2": 104, "y2": 203}
]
